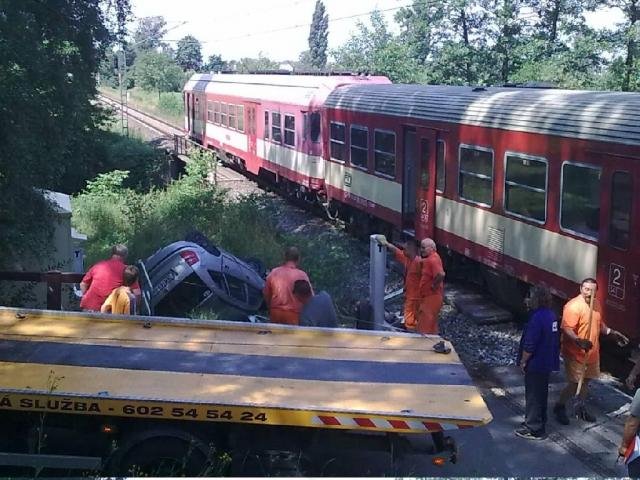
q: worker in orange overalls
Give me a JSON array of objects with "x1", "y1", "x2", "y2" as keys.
[
  {"x1": 376, "y1": 236, "x2": 422, "y2": 331},
  {"x1": 417, "y1": 237, "x2": 445, "y2": 334},
  {"x1": 263, "y1": 246, "x2": 312, "y2": 326}
]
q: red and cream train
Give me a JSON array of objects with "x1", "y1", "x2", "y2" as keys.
[{"x1": 184, "y1": 73, "x2": 640, "y2": 339}]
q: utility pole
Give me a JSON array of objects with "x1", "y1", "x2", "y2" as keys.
[
  {"x1": 117, "y1": 49, "x2": 129, "y2": 137},
  {"x1": 114, "y1": 20, "x2": 187, "y2": 137}
]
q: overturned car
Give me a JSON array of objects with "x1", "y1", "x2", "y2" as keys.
[{"x1": 137, "y1": 234, "x2": 265, "y2": 318}]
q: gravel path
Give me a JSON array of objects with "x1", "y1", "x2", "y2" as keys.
[{"x1": 440, "y1": 305, "x2": 522, "y2": 367}]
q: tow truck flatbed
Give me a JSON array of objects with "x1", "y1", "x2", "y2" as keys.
[{"x1": 0, "y1": 307, "x2": 491, "y2": 434}]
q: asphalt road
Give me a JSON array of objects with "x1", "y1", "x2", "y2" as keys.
[{"x1": 306, "y1": 365, "x2": 631, "y2": 476}]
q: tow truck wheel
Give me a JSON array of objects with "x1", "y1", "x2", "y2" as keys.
[{"x1": 111, "y1": 435, "x2": 218, "y2": 476}]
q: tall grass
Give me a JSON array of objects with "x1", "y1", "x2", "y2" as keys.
[
  {"x1": 99, "y1": 86, "x2": 183, "y2": 126},
  {"x1": 71, "y1": 150, "x2": 354, "y2": 305}
]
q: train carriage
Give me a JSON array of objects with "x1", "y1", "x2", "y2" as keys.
[
  {"x1": 324, "y1": 84, "x2": 640, "y2": 338},
  {"x1": 184, "y1": 73, "x2": 639, "y2": 340},
  {"x1": 183, "y1": 74, "x2": 390, "y2": 196}
]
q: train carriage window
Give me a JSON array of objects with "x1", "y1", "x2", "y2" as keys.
[
  {"x1": 458, "y1": 145, "x2": 493, "y2": 206},
  {"x1": 271, "y1": 112, "x2": 282, "y2": 143},
  {"x1": 374, "y1": 130, "x2": 396, "y2": 177},
  {"x1": 560, "y1": 162, "x2": 601, "y2": 239},
  {"x1": 436, "y1": 140, "x2": 446, "y2": 192},
  {"x1": 264, "y1": 111, "x2": 269, "y2": 139},
  {"x1": 237, "y1": 105, "x2": 244, "y2": 133},
  {"x1": 214, "y1": 102, "x2": 221, "y2": 124},
  {"x1": 609, "y1": 171, "x2": 632, "y2": 250},
  {"x1": 330, "y1": 122, "x2": 346, "y2": 161},
  {"x1": 350, "y1": 125, "x2": 368, "y2": 169},
  {"x1": 206, "y1": 101, "x2": 213, "y2": 122},
  {"x1": 228, "y1": 105, "x2": 237, "y2": 130},
  {"x1": 220, "y1": 103, "x2": 228, "y2": 127},
  {"x1": 284, "y1": 115, "x2": 295, "y2": 147},
  {"x1": 504, "y1": 153, "x2": 547, "y2": 222},
  {"x1": 310, "y1": 112, "x2": 321, "y2": 143}
]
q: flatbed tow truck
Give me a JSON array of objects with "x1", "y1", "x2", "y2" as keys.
[{"x1": 0, "y1": 306, "x2": 491, "y2": 475}]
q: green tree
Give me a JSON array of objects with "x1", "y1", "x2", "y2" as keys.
[
  {"x1": 229, "y1": 53, "x2": 279, "y2": 72},
  {"x1": 332, "y1": 10, "x2": 424, "y2": 82},
  {"x1": 604, "y1": 0, "x2": 640, "y2": 90},
  {"x1": 488, "y1": 0, "x2": 529, "y2": 83},
  {"x1": 203, "y1": 53, "x2": 227, "y2": 72},
  {"x1": 294, "y1": 50, "x2": 315, "y2": 71},
  {"x1": 0, "y1": 0, "x2": 130, "y2": 268},
  {"x1": 132, "y1": 16, "x2": 167, "y2": 53},
  {"x1": 175, "y1": 35, "x2": 203, "y2": 71},
  {"x1": 308, "y1": 0, "x2": 329, "y2": 69},
  {"x1": 396, "y1": 0, "x2": 449, "y2": 66},
  {"x1": 396, "y1": 0, "x2": 495, "y2": 85},
  {"x1": 135, "y1": 51, "x2": 184, "y2": 99}
]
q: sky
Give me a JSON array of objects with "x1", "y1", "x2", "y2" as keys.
[{"x1": 130, "y1": 0, "x2": 625, "y2": 63}]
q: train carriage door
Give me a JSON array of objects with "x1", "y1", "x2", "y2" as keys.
[
  {"x1": 185, "y1": 93, "x2": 194, "y2": 136},
  {"x1": 415, "y1": 128, "x2": 437, "y2": 240},
  {"x1": 184, "y1": 93, "x2": 190, "y2": 133},
  {"x1": 194, "y1": 94, "x2": 205, "y2": 140},
  {"x1": 246, "y1": 103, "x2": 258, "y2": 157},
  {"x1": 596, "y1": 160, "x2": 639, "y2": 338},
  {"x1": 402, "y1": 128, "x2": 418, "y2": 231}
]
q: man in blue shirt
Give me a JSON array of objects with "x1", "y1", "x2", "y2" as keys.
[
  {"x1": 515, "y1": 285, "x2": 560, "y2": 440},
  {"x1": 293, "y1": 280, "x2": 338, "y2": 328}
]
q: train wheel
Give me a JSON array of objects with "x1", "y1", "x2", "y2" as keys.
[
  {"x1": 346, "y1": 211, "x2": 371, "y2": 240},
  {"x1": 323, "y1": 199, "x2": 340, "y2": 221}
]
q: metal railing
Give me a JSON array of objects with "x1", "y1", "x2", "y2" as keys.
[
  {"x1": 0, "y1": 271, "x2": 84, "y2": 310},
  {"x1": 174, "y1": 135, "x2": 207, "y2": 157}
]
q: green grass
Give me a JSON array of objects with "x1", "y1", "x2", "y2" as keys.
[
  {"x1": 99, "y1": 86, "x2": 184, "y2": 126},
  {"x1": 71, "y1": 150, "x2": 356, "y2": 311}
]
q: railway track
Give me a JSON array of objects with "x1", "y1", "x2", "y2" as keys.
[
  {"x1": 98, "y1": 94, "x2": 255, "y2": 189},
  {"x1": 94, "y1": 92, "x2": 638, "y2": 477},
  {"x1": 96, "y1": 93, "x2": 632, "y2": 374}
]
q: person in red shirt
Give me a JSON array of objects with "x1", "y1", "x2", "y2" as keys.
[
  {"x1": 80, "y1": 245, "x2": 141, "y2": 312},
  {"x1": 417, "y1": 237, "x2": 445, "y2": 335},
  {"x1": 553, "y1": 278, "x2": 627, "y2": 424},
  {"x1": 377, "y1": 236, "x2": 422, "y2": 332},
  {"x1": 263, "y1": 247, "x2": 311, "y2": 326}
]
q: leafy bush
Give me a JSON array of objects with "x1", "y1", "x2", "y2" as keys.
[
  {"x1": 158, "y1": 92, "x2": 184, "y2": 120},
  {"x1": 72, "y1": 148, "x2": 353, "y2": 304}
]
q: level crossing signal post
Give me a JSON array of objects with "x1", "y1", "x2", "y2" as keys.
[
  {"x1": 369, "y1": 234, "x2": 387, "y2": 330},
  {"x1": 117, "y1": 49, "x2": 128, "y2": 137}
]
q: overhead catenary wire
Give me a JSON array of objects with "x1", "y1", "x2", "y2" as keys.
[
  {"x1": 158, "y1": 1, "x2": 548, "y2": 48},
  {"x1": 161, "y1": 2, "x2": 424, "y2": 45}
]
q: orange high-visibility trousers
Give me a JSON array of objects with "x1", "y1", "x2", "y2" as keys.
[
  {"x1": 417, "y1": 294, "x2": 443, "y2": 335},
  {"x1": 269, "y1": 308, "x2": 300, "y2": 326},
  {"x1": 403, "y1": 298, "x2": 420, "y2": 332}
]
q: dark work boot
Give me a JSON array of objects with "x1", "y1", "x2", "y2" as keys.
[
  {"x1": 575, "y1": 405, "x2": 596, "y2": 422},
  {"x1": 554, "y1": 404, "x2": 570, "y2": 425}
]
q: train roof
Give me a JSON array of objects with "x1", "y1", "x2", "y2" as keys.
[
  {"x1": 184, "y1": 73, "x2": 391, "y2": 107},
  {"x1": 325, "y1": 84, "x2": 640, "y2": 147}
]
